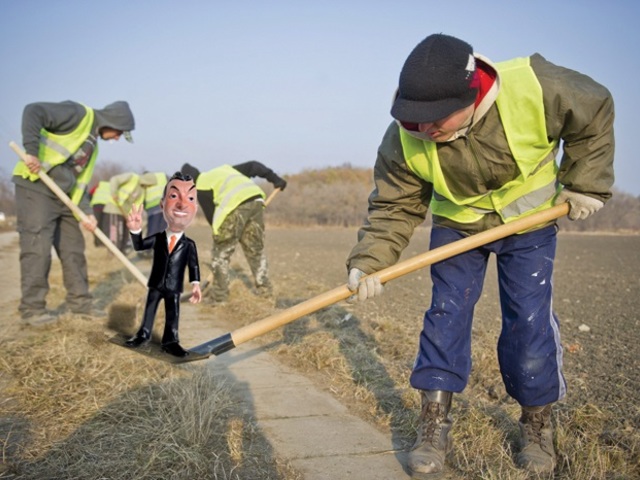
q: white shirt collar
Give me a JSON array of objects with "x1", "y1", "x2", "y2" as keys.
[{"x1": 166, "y1": 230, "x2": 184, "y2": 240}]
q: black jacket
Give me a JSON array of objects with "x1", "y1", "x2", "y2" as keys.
[{"x1": 131, "y1": 231, "x2": 200, "y2": 293}]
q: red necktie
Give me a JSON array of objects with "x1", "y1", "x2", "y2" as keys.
[{"x1": 168, "y1": 235, "x2": 177, "y2": 253}]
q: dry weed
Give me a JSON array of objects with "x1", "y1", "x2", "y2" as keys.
[
  {"x1": 260, "y1": 296, "x2": 639, "y2": 479},
  {"x1": 0, "y1": 317, "x2": 299, "y2": 479}
]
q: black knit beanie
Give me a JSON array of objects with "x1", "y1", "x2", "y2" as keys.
[{"x1": 391, "y1": 34, "x2": 478, "y2": 123}]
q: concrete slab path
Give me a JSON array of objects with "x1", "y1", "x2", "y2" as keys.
[{"x1": 179, "y1": 317, "x2": 413, "y2": 480}]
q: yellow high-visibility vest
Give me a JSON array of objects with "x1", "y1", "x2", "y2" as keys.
[
  {"x1": 196, "y1": 164, "x2": 265, "y2": 234},
  {"x1": 400, "y1": 57, "x2": 559, "y2": 224},
  {"x1": 143, "y1": 173, "x2": 167, "y2": 209},
  {"x1": 13, "y1": 105, "x2": 97, "y2": 206},
  {"x1": 112, "y1": 173, "x2": 143, "y2": 210},
  {"x1": 90, "y1": 181, "x2": 114, "y2": 207}
]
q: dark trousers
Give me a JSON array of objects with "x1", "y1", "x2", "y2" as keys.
[
  {"x1": 410, "y1": 224, "x2": 566, "y2": 407},
  {"x1": 137, "y1": 287, "x2": 181, "y2": 345},
  {"x1": 145, "y1": 207, "x2": 167, "y2": 237},
  {"x1": 16, "y1": 185, "x2": 91, "y2": 316}
]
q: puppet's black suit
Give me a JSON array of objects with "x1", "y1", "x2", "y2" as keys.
[{"x1": 125, "y1": 231, "x2": 200, "y2": 356}]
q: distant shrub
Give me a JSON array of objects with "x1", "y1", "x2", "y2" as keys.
[{"x1": 262, "y1": 165, "x2": 374, "y2": 227}]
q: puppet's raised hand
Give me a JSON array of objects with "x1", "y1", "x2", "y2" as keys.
[{"x1": 126, "y1": 203, "x2": 144, "y2": 231}]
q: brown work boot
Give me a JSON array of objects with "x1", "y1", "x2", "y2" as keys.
[
  {"x1": 408, "y1": 390, "x2": 453, "y2": 479},
  {"x1": 516, "y1": 404, "x2": 556, "y2": 474}
]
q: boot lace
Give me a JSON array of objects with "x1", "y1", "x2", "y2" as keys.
[
  {"x1": 522, "y1": 407, "x2": 553, "y2": 455},
  {"x1": 419, "y1": 402, "x2": 446, "y2": 446}
]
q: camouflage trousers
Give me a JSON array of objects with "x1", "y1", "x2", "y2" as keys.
[{"x1": 210, "y1": 200, "x2": 271, "y2": 301}]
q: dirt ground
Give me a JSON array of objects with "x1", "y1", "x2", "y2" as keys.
[
  {"x1": 1, "y1": 223, "x2": 639, "y2": 475},
  {"x1": 179, "y1": 223, "x2": 640, "y2": 435},
  {"x1": 256, "y1": 227, "x2": 640, "y2": 427}
]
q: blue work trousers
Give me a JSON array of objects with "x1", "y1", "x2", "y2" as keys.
[{"x1": 410, "y1": 224, "x2": 566, "y2": 407}]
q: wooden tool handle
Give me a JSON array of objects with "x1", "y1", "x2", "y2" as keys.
[
  {"x1": 9, "y1": 141, "x2": 148, "y2": 287},
  {"x1": 264, "y1": 187, "x2": 281, "y2": 207},
  {"x1": 231, "y1": 203, "x2": 569, "y2": 346}
]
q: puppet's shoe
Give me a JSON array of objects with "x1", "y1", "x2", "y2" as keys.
[
  {"x1": 161, "y1": 341, "x2": 190, "y2": 357},
  {"x1": 124, "y1": 335, "x2": 150, "y2": 348}
]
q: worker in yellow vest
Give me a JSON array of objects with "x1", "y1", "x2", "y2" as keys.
[
  {"x1": 12, "y1": 100, "x2": 135, "y2": 326},
  {"x1": 345, "y1": 34, "x2": 614, "y2": 477},
  {"x1": 106, "y1": 171, "x2": 168, "y2": 253},
  {"x1": 181, "y1": 161, "x2": 286, "y2": 303}
]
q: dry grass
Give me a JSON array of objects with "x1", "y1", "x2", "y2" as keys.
[
  {"x1": 0, "y1": 316, "x2": 301, "y2": 480},
  {"x1": 0, "y1": 235, "x2": 300, "y2": 480},
  {"x1": 259, "y1": 301, "x2": 640, "y2": 480},
  {"x1": 2, "y1": 227, "x2": 638, "y2": 479}
]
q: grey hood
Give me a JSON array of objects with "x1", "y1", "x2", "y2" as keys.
[{"x1": 93, "y1": 101, "x2": 135, "y2": 140}]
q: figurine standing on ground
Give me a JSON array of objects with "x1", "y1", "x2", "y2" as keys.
[{"x1": 124, "y1": 172, "x2": 201, "y2": 357}]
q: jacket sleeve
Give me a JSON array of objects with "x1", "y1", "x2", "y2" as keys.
[
  {"x1": 187, "y1": 240, "x2": 200, "y2": 283},
  {"x1": 532, "y1": 54, "x2": 615, "y2": 202},
  {"x1": 130, "y1": 232, "x2": 156, "y2": 252},
  {"x1": 21, "y1": 101, "x2": 87, "y2": 157},
  {"x1": 197, "y1": 189, "x2": 215, "y2": 225},
  {"x1": 78, "y1": 190, "x2": 93, "y2": 215},
  {"x1": 233, "y1": 161, "x2": 287, "y2": 189},
  {"x1": 346, "y1": 122, "x2": 432, "y2": 274}
]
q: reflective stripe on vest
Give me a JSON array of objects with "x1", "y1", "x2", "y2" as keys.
[
  {"x1": 401, "y1": 56, "x2": 559, "y2": 224},
  {"x1": 196, "y1": 164, "x2": 266, "y2": 235},
  {"x1": 12, "y1": 105, "x2": 97, "y2": 206}
]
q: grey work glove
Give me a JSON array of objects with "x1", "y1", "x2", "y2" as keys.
[
  {"x1": 555, "y1": 189, "x2": 604, "y2": 221},
  {"x1": 347, "y1": 268, "x2": 384, "y2": 303}
]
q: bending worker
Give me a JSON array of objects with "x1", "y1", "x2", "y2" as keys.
[
  {"x1": 181, "y1": 161, "x2": 287, "y2": 303},
  {"x1": 12, "y1": 100, "x2": 135, "y2": 325},
  {"x1": 346, "y1": 34, "x2": 614, "y2": 477}
]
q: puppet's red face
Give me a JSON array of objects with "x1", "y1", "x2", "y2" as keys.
[{"x1": 161, "y1": 179, "x2": 198, "y2": 233}]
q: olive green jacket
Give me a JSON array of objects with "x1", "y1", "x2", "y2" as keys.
[{"x1": 347, "y1": 53, "x2": 615, "y2": 274}]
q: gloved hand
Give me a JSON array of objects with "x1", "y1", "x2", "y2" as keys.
[
  {"x1": 554, "y1": 189, "x2": 604, "y2": 221},
  {"x1": 274, "y1": 178, "x2": 287, "y2": 191},
  {"x1": 347, "y1": 268, "x2": 384, "y2": 303}
]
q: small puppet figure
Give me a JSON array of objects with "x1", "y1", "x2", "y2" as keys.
[{"x1": 124, "y1": 171, "x2": 202, "y2": 357}]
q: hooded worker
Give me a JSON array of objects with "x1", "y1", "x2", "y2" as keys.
[{"x1": 13, "y1": 100, "x2": 135, "y2": 325}]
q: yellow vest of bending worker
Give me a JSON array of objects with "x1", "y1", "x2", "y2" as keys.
[
  {"x1": 143, "y1": 173, "x2": 167, "y2": 209},
  {"x1": 13, "y1": 106, "x2": 97, "y2": 206},
  {"x1": 196, "y1": 164, "x2": 266, "y2": 235},
  {"x1": 400, "y1": 57, "x2": 559, "y2": 225},
  {"x1": 90, "y1": 181, "x2": 113, "y2": 207},
  {"x1": 110, "y1": 173, "x2": 143, "y2": 214}
]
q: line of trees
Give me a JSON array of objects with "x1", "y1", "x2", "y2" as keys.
[{"x1": 1, "y1": 163, "x2": 639, "y2": 232}]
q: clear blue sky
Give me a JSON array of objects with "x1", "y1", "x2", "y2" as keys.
[{"x1": 1, "y1": 0, "x2": 638, "y2": 195}]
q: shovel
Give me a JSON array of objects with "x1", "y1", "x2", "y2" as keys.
[
  {"x1": 9, "y1": 141, "x2": 148, "y2": 287},
  {"x1": 189, "y1": 202, "x2": 570, "y2": 358}
]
